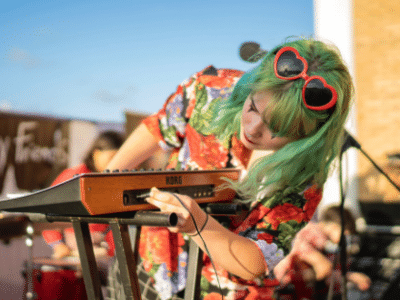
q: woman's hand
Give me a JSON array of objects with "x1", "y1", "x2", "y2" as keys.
[
  {"x1": 274, "y1": 222, "x2": 334, "y2": 284},
  {"x1": 53, "y1": 242, "x2": 72, "y2": 259},
  {"x1": 145, "y1": 187, "x2": 208, "y2": 235}
]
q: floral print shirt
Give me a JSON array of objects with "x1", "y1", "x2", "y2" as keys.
[
  {"x1": 42, "y1": 164, "x2": 113, "y2": 256},
  {"x1": 140, "y1": 66, "x2": 323, "y2": 300}
]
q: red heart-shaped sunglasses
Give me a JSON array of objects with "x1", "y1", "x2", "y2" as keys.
[{"x1": 273, "y1": 46, "x2": 338, "y2": 111}]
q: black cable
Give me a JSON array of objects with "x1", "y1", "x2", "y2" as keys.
[
  {"x1": 326, "y1": 153, "x2": 349, "y2": 300},
  {"x1": 168, "y1": 192, "x2": 225, "y2": 300},
  {"x1": 326, "y1": 248, "x2": 341, "y2": 300},
  {"x1": 338, "y1": 153, "x2": 348, "y2": 300}
]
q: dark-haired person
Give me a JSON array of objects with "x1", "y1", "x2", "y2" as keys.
[
  {"x1": 320, "y1": 205, "x2": 371, "y2": 299},
  {"x1": 42, "y1": 130, "x2": 124, "y2": 259}
]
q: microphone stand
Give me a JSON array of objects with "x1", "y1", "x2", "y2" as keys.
[{"x1": 342, "y1": 131, "x2": 400, "y2": 193}]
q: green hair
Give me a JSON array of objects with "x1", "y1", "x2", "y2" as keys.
[{"x1": 206, "y1": 37, "x2": 353, "y2": 201}]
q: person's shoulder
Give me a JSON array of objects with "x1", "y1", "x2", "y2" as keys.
[
  {"x1": 199, "y1": 65, "x2": 244, "y2": 78},
  {"x1": 73, "y1": 163, "x2": 92, "y2": 174},
  {"x1": 51, "y1": 164, "x2": 91, "y2": 186},
  {"x1": 195, "y1": 65, "x2": 244, "y2": 90},
  {"x1": 218, "y1": 68, "x2": 245, "y2": 78}
]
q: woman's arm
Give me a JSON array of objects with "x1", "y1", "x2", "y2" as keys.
[
  {"x1": 145, "y1": 187, "x2": 266, "y2": 281},
  {"x1": 106, "y1": 123, "x2": 161, "y2": 170},
  {"x1": 191, "y1": 214, "x2": 267, "y2": 280}
]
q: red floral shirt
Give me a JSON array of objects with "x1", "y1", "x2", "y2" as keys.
[
  {"x1": 42, "y1": 164, "x2": 113, "y2": 256},
  {"x1": 140, "y1": 66, "x2": 323, "y2": 300}
]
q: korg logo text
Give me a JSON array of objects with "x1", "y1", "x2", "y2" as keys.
[{"x1": 166, "y1": 176, "x2": 182, "y2": 185}]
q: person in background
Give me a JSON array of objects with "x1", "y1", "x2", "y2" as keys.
[
  {"x1": 319, "y1": 205, "x2": 371, "y2": 299},
  {"x1": 106, "y1": 37, "x2": 354, "y2": 300},
  {"x1": 42, "y1": 130, "x2": 124, "y2": 260}
]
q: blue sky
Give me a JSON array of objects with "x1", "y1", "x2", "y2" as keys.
[{"x1": 0, "y1": 0, "x2": 314, "y2": 123}]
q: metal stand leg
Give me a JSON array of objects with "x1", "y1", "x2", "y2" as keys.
[
  {"x1": 110, "y1": 221, "x2": 142, "y2": 300},
  {"x1": 43, "y1": 212, "x2": 176, "y2": 300},
  {"x1": 72, "y1": 219, "x2": 104, "y2": 300},
  {"x1": 185, "y1": 239, "x2": 203, "y2": 300},
  {"x1": 25, "y1": 223, "x2": 37, "y2": 300}
]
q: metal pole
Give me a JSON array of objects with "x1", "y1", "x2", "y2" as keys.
[
  {"x1": 72, "y1": 219, "x2": 104, "y2": 300},
  {"x1": 110, "y1": 221, "x2": 142, "y2": 300}
]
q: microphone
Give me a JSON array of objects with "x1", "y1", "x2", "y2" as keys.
[
  {"x1": 239, "y1": 42, "x2": 267, "y2": 63},
  {"x1": 341, "y1": 130, "x2": 361, "y2": 153}
]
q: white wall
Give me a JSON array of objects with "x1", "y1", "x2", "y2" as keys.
[
  {"x1": 68, "y1": 120, "x2": 99, "y2": 168},
  {"x1": 313, "y1": 0, "x2": 360, "y2": 216},
  {"x1": 68, "y1": 120, "x2": 125, "y2": 168}
]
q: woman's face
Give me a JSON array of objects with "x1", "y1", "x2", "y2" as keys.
[{"x1": 240, "y1": 91, "x2": 292, "y2": 151}]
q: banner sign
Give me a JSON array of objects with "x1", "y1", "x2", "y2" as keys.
[{"x1": 0, "y1": 112, "x2": 69, "y2": 194}]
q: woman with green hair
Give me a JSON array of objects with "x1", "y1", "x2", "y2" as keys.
[{"x1": 106, "y1": 37, "x2": 353, "y2": 299}]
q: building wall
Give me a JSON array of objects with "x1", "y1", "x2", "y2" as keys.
[
  {"x1": 353, "y1": 0, "x2": 400, "y2": 200},
  {"x1": 313, "y1": 0, "x2": 359, "y2": 213}
]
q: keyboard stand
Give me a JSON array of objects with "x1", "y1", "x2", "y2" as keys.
[
  {"x1": 72, "y1": 219, "x2": 104, "y2": 300},
  {"x1": 26, "y1": 203, "x2": 242, "y2": 300},
  {"x1": 185, "y1": 240, "x2": 203, "y2": 300},
  {"x1": 110, "y1": 222, "x2": 141, "y2": 300},
  {"x1": 44, "y1": 212, "x2": 176, "y2": 300}
]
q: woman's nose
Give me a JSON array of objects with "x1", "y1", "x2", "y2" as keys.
[{"x1": 247, "y1": 119, "x2": 264, "y2": 138}]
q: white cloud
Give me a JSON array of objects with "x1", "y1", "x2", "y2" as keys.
[
  {"x1": 0, "y1": 100, "x2": 12, "y2": 111},
  {"x1": 5, "y1": 47, "x2": 42, "y2": 69},
  {"x1": 91, "y1": 85, "x2": 134, "y2": 103}
]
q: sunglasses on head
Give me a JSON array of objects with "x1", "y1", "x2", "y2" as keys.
[{"x1": 273, "y1": 46, "x2": 337, "y2": 111}]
